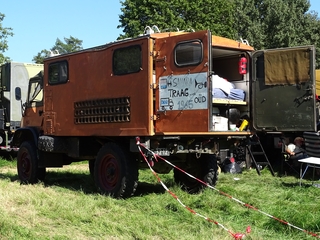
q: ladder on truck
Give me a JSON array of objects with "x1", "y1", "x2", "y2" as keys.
[{"x1": 246, "y1": 134, "x2": 275, "y2": 176}]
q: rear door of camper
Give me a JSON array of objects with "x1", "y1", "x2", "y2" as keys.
[
  {"x1": 154, "y1": 30, "x2": 211, "y2": 133},
  {"x1": 252, "y1": 46, "x2": 316, "y2": 132}
]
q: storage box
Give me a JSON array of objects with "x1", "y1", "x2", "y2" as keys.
[{"x1": 212, "y1": 116, "x2": 228, "y2": 131}]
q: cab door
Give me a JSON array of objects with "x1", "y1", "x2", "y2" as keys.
[
  {"x1": 154, "y1": 30, "x2": 211, "y2": 133},
  {"x1": 22, "y1": 73, "x2": 44, "y2": 128},
  {"x1": 252, "y1": 46, "x2": 316, "y2": 132}
]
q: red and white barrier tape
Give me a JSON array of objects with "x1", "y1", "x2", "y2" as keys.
[
  {"x1": 136, "y1": 137, "x2": 320, "y2": 239},
  {"x1": 136, "y1": 138, "x2": 248, "y2": 239},
  {"x1": 0, "y1": 146, "x2": 18, "y2": 152}
]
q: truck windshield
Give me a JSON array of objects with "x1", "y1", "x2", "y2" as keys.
[{"x1": 28, "y1": 80, "x2": 43, "y2": 103}]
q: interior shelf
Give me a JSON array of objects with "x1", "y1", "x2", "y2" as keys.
[{"x1": 212, "y1": 98, "x2": 247, "y2": 105}]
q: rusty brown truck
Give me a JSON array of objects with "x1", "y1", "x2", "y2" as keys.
[{"x1": 11, "y1": 27, "x2": 317, "y2": 198}]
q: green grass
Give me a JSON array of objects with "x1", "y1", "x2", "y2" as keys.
[{"x1": 0, "y1": 158, "x2": 320, "y2": 240}]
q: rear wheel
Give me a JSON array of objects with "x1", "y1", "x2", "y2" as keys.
[
  {"x1": 17, "y1": 141, "x2": 46, "y2": 183},
  {"x1": 94, "y1": 142, "x2": 138, "y2": 198},
  {"x1": 174, "y1": 154, "x2": 218, "y2": 194}
]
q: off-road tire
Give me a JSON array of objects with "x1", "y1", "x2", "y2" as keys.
[
  {"x1": 94, "y1": 142, "x2": 138, "y2": 198},
  {"x1": 174, "y1": 154, "x2": 218, "y2": 194},
  {"x1": 17, "y1": 141, "x2": 46, "y2": 183}
]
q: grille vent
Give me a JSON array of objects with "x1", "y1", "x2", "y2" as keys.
[{"x1": 74, "y1": 97, "x2": 130, "y2": 124}]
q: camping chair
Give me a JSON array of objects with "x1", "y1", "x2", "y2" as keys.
[{"x1": 280, "y1": 137, "x2": 300, "y2": 176}]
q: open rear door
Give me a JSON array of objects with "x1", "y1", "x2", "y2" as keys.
[
  {"x1": 252, "y1": 46, "x2": 316, "y2": 132},
  {"x1": 154, "y1": 30, "x2": 211, "y2": 133}
]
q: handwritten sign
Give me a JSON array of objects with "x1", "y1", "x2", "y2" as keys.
[{"x1": 159, "y1": 72, "x2": 208, "y2": 111}]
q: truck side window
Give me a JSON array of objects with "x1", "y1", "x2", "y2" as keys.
[
  {"x1": 174, "y1": 40, "x2": 203, "y2": 66},
  {"x1": 48, "y1": 61, "x2": 68, "y2": 85},
  {"x1": 113, "y1": 45, "x2": 142, "y2": 75}
]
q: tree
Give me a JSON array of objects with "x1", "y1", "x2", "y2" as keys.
[
  {"x1": 233, "y1": 0, "x2": 320, "y2": 66},
  {"x1": 118, "y1": 0, "x2": 235, "y2": 39},
  {"x1": 118, "y1": 0, "x2": 320, "y2": 67},
  {"x1": 0, "y1": 13, "x2": 14, "y2": 64},
  {"x1": 232, "y1": 0, "x2": 265, "y2": 49},
  {"x1": 33, "y1": 36, "x2": 83, "y2": 64}
]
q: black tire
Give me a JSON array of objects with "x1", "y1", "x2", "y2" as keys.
[
  {"x1": 174, "y1": 154, "x2": 218, "y2": 194},
  {"x1": 94, "y1": 142, "x2": 138, "y2": 198},
  {"x1": 203, "y1": 154, "x2": 219, "y2": 187},
  {"x1": 17, "y1": 141, "x2": 46, "y2": 183}
]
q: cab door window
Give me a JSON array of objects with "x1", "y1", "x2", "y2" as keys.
[{"x1": 27, "y1": 78, "x2": 43, "y2": 108}]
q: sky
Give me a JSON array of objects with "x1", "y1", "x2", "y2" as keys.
[
  {"x1": 1, "y1": 0, "x2": 320, "y2": 63},
  {"x1": 1, "y1": 0, "x2": 123, "y2": 63}
]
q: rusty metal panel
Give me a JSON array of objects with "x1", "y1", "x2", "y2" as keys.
[
  {"x1": 43, "y1": 37, "x2": 154, "y2": 137},
  {"x1": 44, "y1": 112, "x2": 56, "y2": 134}
]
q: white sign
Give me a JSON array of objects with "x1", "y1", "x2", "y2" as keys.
[{"x1": 159, "y1": 72, "x2": 208, "y2": 111}]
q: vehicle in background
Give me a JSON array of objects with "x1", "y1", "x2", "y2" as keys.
[{"x1": 0, "y1": 62, "x2": 43, "y2": 152}]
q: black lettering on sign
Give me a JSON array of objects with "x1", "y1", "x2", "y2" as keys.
[
  {"x1": 168, "y1": 88, "x2": 189, "y2": 98},
  {"x1": 194, "y1": 96, "x2": 207, "y2": 103},
  {"x1": 195, "y1": 80, "x2": 207, "y2": 89}
]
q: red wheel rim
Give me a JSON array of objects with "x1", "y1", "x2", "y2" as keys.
[
  {"x1": 19, "y1": 150, "x2": 31, "y2": 180},
  {"x1": 99, "y1": 154, "x2": 120, "y2": 191}
]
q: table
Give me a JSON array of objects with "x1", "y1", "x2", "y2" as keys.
[{"x1": 298, "y1": 157, "x2": 320, "y2": 186}]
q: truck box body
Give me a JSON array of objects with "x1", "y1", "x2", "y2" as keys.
[
  {"x1": 41, "y1": 31, "x2": 259, "y2": 137},
  {"x1": 43, "y1": 37, "x2": 153, "y2": 137}
]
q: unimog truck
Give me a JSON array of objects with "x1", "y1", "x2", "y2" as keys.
[
  {"x1": 0, "y1": 62, "x2": 43, "y2": 152},
  {"x1": 11, "y1": 27, "x2": 317, "y2": 198}
]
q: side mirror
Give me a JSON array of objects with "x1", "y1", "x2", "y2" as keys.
[{"x1": 15, "y1": 87, "x2": 21, "y2": 101}]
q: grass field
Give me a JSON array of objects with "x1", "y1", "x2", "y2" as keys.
[{"x1": 0, "y1": 157, "x2": 319, "y2": 240}]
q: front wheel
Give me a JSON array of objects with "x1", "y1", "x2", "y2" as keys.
[
  {"x1": 94, "y1": 142, "x2": 138, "y2": 198},
  {"x1": 17, "y1": 141, "x2": 46, "y2": 183}
]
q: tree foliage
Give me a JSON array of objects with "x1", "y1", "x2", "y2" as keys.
[
  {"x1": 32, "y1": 36, "x2": 83, "y2": 64},
  {"x1": 118, "y1": 0, "x2": 235, "y2": 39},
  {"x1": 118, "y1": 0, "x2": 320, "y2": 66},
  {"x1": 0, "y1": 13, "x2": 13, "y2": 64},
  {"x1": 234, "y1": 0, "x2": 320, "y2": 67}
]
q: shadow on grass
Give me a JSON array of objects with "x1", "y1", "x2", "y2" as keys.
[
  {"x1": 134, "y1": 181, "x2": 169, "y2": 196},
  {"x1": 0, "y1": 152, "x2": 17, "y2": 159},
  {"x1": 0, "y1": 169, "x2": 173, "y2": 197},
  {"x1": 43, "y1": 171, "x2": 97, "y2": 194},
  {"x1": 44, "y1": 171, "x2": 174, "y2": 197},
  {"x1": 0, "y1": 172, "x2": 19, "y2": 182}
]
